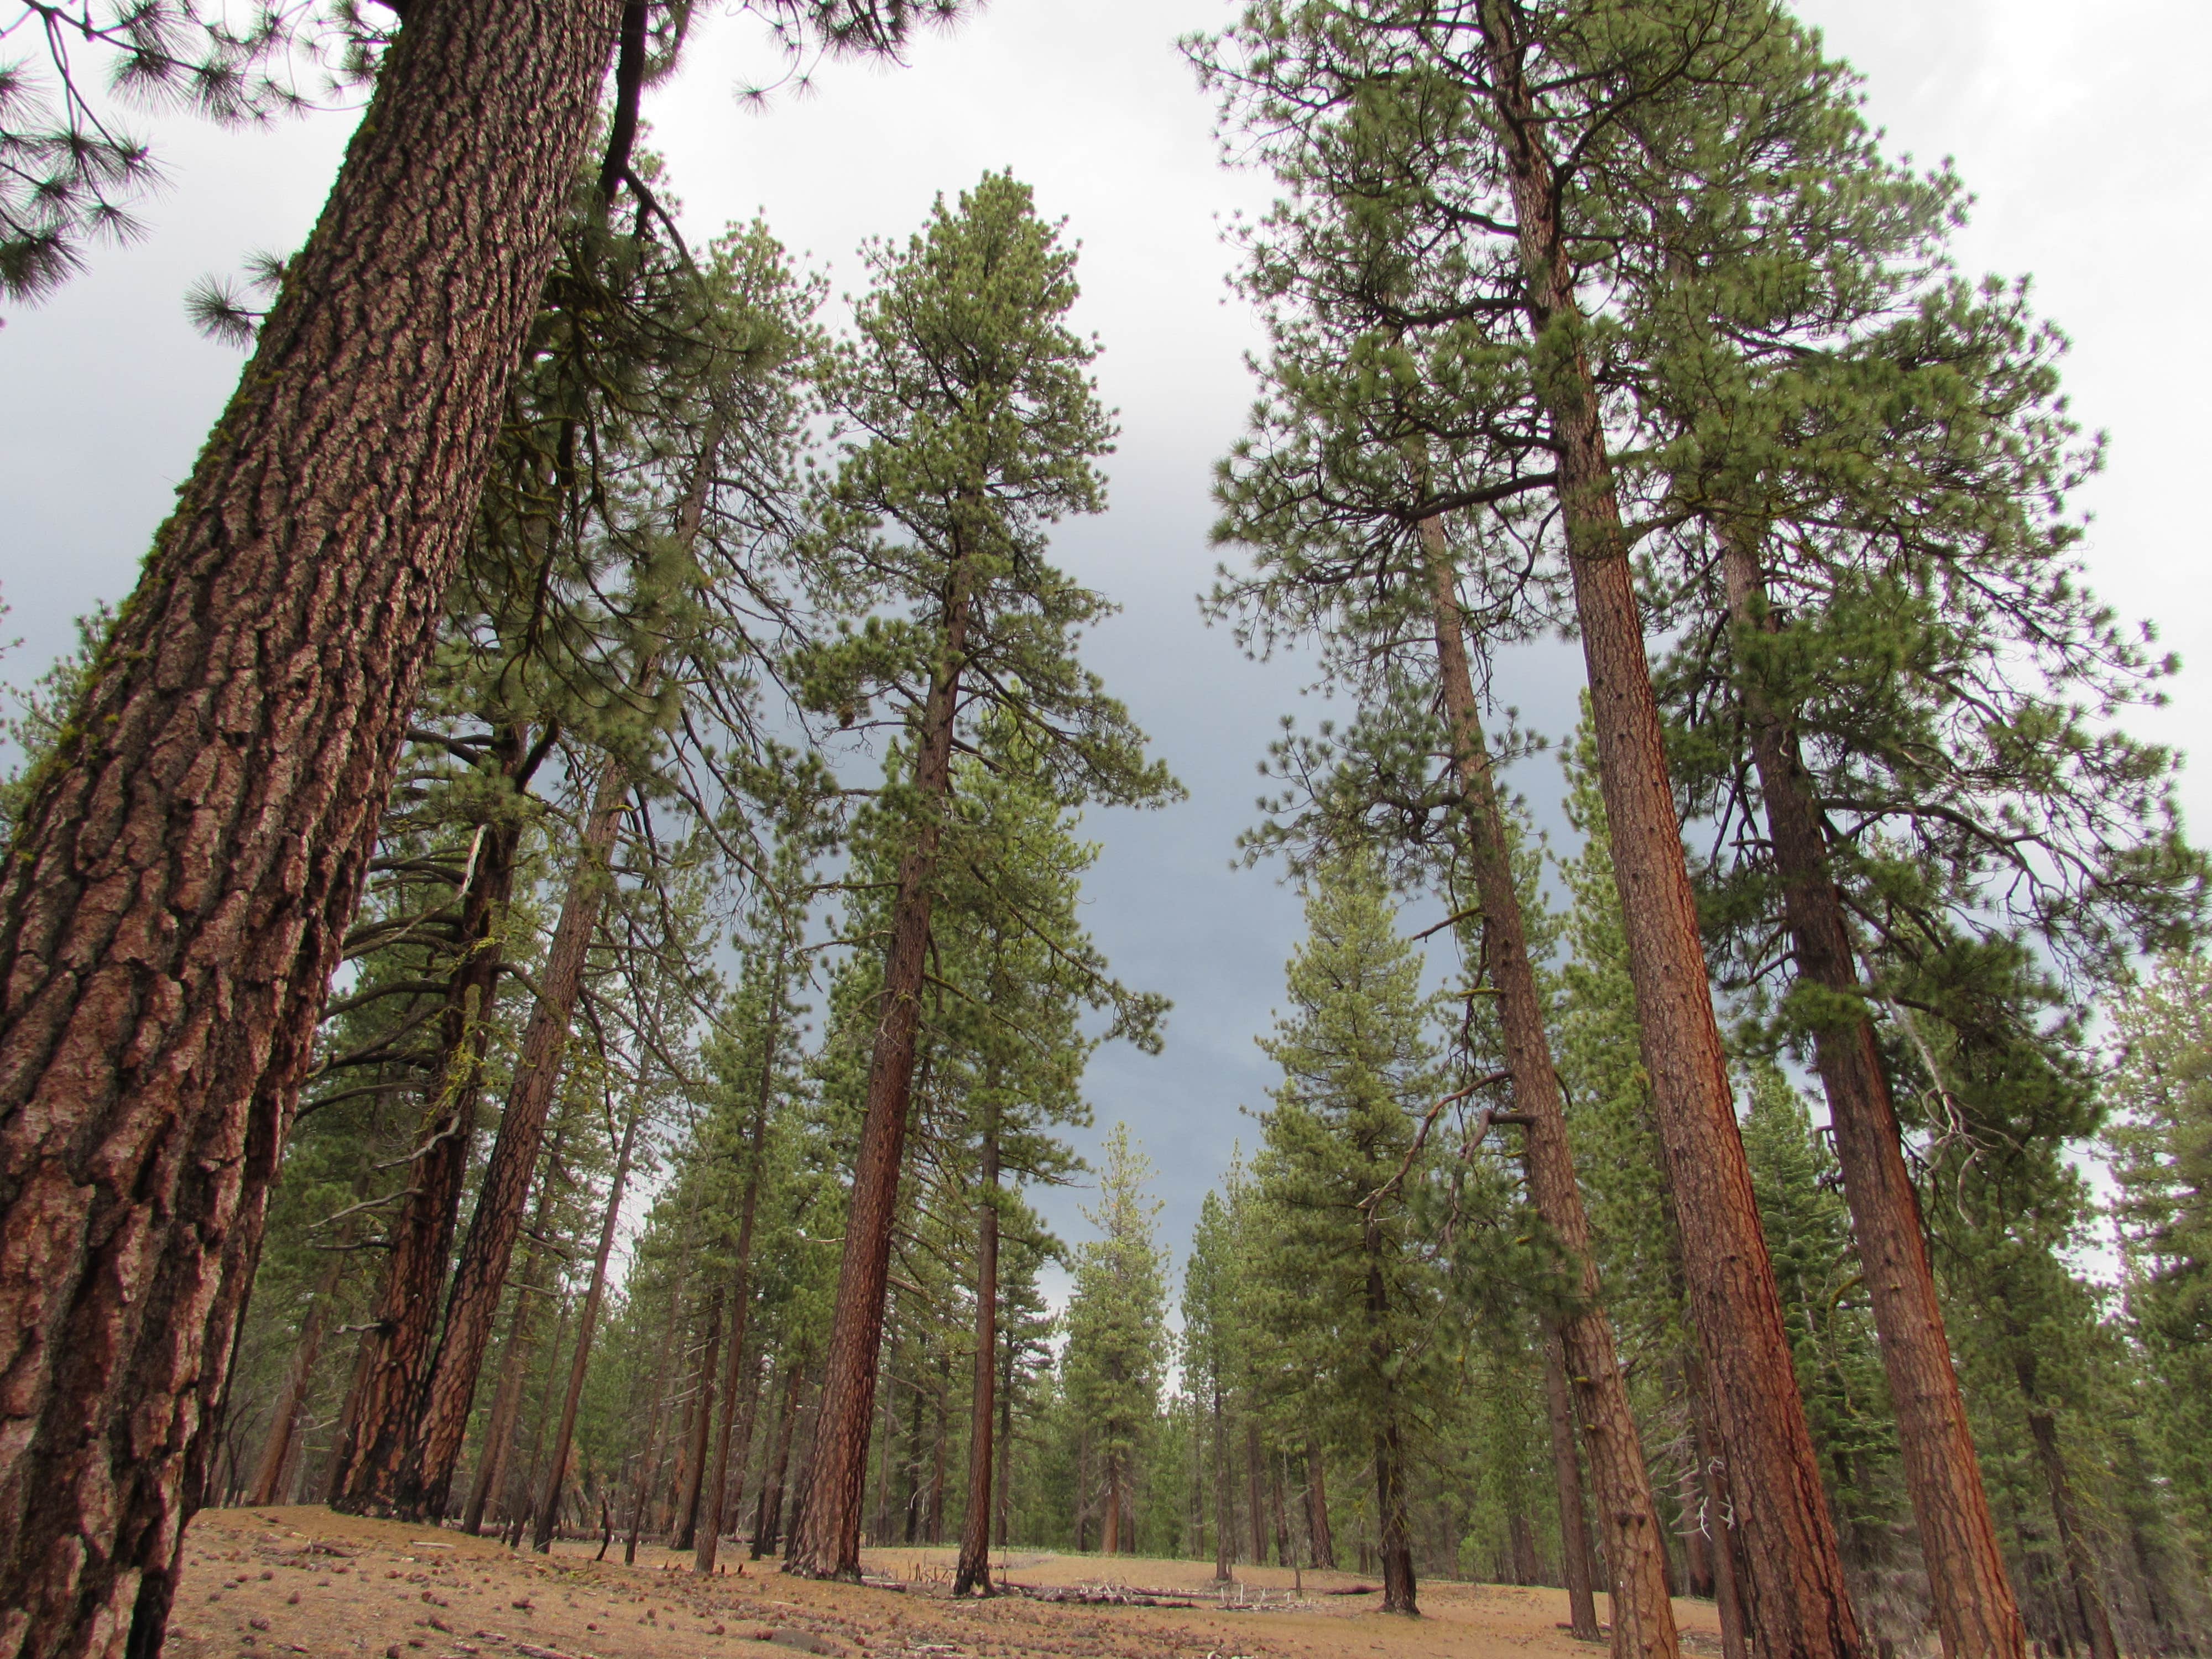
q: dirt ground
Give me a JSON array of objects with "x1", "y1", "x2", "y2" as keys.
[{"x1": 161, "y1": 1505, "x2": 1726, "y2": 1659}]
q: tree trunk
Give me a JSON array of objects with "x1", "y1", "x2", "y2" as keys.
[
  {"x1": 1473, "y1": 15, "x2": 1863, "y2": 1659},
  {"x1": 1510, "y1": 1512, "x2": 1541, "y2": 1587},
  {"x1": 0, "y1": 1, "x2": 623, "y2": 1645},
  {"x1": 507, "y1": 1288, "x2": 573, "y2": 1546},
  {"x1": 462, "y1": 1152, "x2": 565, "y2": 1537},
  {"x1": 2020, "y1": 1373, "x2": 2119, "y2": 1659},
  {"x1": 529, "y1": 1082, "x2": 643, "y2": 1551},
  {"x1": 400, "y1": 749, "x2": 630, "y2": 1524},
  {"x1": 673, "y1": 1281, "x2": 725, "y2": 1553},
  {"x1": 1246, "y1": 1418, "x2": 1269, "y2": 1566},
  {"x1": 954, "y1": 1105, "x2": 1001, "y2": 1595},
  {"x1": 927, "y1": 1358, "x2": 948, "y2": 1547},
  {"x1": 1543, "y1": 1331, "x2": 1601, "y2": 1641},
  {"x1": 1422, "y1": 516, "x2": 1679, "y2": 1659},
  {"x1": 1688, "y1": 1356, "x2": 1750, "y2": 1659},
  {"x1": 753, "y1": 1360, "x2": 805, "y2": 1560},
  {"x1": 1213, "y1": 1391, "x2": 1233, "y2": 1582},
  {"x1": 246, "y1": 1255, "x2": 345, "y2": 1508},
  {"x1": 1679, "y1": 1449, "x2": 1715, "y2": 1600},
  {"x1": 1102, "y1": 1453, "x2": 1123, "y2": 1557},
  {"x1": 1270, "y1": 1452, "x2": 1292, "y2": 1571},
  {"x1": 697, "y1": 977, "x2": 782, "y2": 1574},
  {"x1": 1306, "y1": 1443, "x2": 1334, "y2": 1572},
  {"x1": 786, "y1": 557, "x2": 975, "y2": 1580},
  {"x1": 1719, "y1": 529, "x2": 2028, "y2": 1659},
  {"x1": 1376, "y1": 1421, "x2": 1417, "y2": 1616},
  {"x1": 330, "y1": 785, "x2": 522, "y2": 1513},
  {"x1": 994, "y1": 1336, "x2": 1014, "y2": 1551}
]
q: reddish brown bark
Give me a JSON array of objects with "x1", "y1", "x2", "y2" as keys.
[
  {"x1": 530, "y1": 1084, "x2": 642, "y2": 1551},
  {"x1": 1423, "y1": 517, "x2": 1679, "y2": 1658},
  {"x1": 622, "y1": 1236, "x2": 693, "y2": 1564},
  {"x1": 244, "y1": 1254, "x2": 345, "y2": 1509},
  {"x1": 785, "y1": 557, "x2": 975, "y2": 1580},
  {"x1": 1473, "y1": 13, "x2": 1861, "y2": 1658},
  {"x1": 0, "y1": 3, "x2": 621, "y2": 1650},
  {"x1": 461, "y1": 1183, "x2": 555, "y2": 1537},
  {"x1": 1719, "y1": 531, "x2": 2028, "y2": 1659},
  {"x1": 396, "y1": 759, "x2": 628, "y2": 1519},
  {"x1": 697, "y1": 969, "x2": 784, "y2": 1573},
  {"x1": 953, "y1": 1104, "x2": 1001, "y2": 1596},
  {"x1": 331, "y1": 795, "x2": 521, "y2": 1514},
  {"x1": 1542, "y1": 1331, "x2": 1601, "y2": 1641},
  {"x1": 1375, "y1": 1418, "x2": 1417, "y2": 1616},
  {"x1": 674, "y1": 1281, "x2": 726, "y2": 1552}
]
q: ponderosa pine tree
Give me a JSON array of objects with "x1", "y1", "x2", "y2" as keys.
[
  {"x1": 1197, "y1": 61, "x2": 1681, "y2": 1647},
  {"x1": 782, "y1": 171, "x2": 1175, "y2": 1580},
  {"x1": 1062, "y1": 1126, "x2": 1169, "y2": 1561},
  {"x1": 1249, "y1": 853, "x2": 1443, "y2": 1614},
  {"x1": 2109, "y1": 953, "x2": 2212, "y2": 1563},
  {"x1": 1192, "y1": 8, "x2": 1871, "y2": 1650}
]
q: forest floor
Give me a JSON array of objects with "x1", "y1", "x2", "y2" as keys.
[{"x1": 163, "y1": 1505, "x2": 1728, "y2": 1659}]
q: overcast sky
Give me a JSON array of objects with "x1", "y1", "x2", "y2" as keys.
[{"x1": 3, "y1": 0, "x2": 2206, "y2": 1303}]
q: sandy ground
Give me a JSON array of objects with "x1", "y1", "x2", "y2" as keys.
[{"x1": 161, "y1": 1505, "x2": 1726, "y2": 1659}]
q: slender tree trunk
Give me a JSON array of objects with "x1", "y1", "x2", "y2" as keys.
[
  {"x1": 391, "y1": 759, "x2": 627, "y2": 1519},
  {"x1": 954, "y1": 1105, "x2": 1001, "y2": 1595},
  {"x1": 927, "y1": 1359, "x2": 949, "y2": 1547},
  {"x1": 462, "y1": 1169, "x2": 561, "y2": 1538},
  {"x1": 1680, "y1": 1451, "x2": 1716, "y2": 1600},
  {"x1": 2020, "y1": 1373, "x2": 2119, "y2": 1659},
  {"x1": 1306, "y1": 1443, "x2": 1334, "y2": 1572},
  {"x1": 994, "y1": 1337, "x2": 1014, "y2": 1551},
  {"x1": 1422, "y1": 517, "x2": 1680, "y2": 1659},
  {"x1": 1719, "y1": 529, "x2": 2028, "y2": 1659},
  {"x1": 1271, "y1": 1453, "x2": 1293, "y2": 1571},
  {"x1": 673, "y1": 1282, "x2": 725, "y2": 1553},
  {"x1": 1543, "y1": 1331, "x2": 1601, "y2": 1641},
  {"x1": 1246, "y1": 1418, "x2": 1269, "y2": 1566},
  {"x1": 1473, "y1": 15, "x2": 1863, "y2": 1659},
  {"x1": 623, "y1": 1234, "x2": 692, "y2": 1564},
  {"x1": 787, "y1": 557, "x2": 976, "y2": 1580},
  {"x1": 246, "y1": 1255, "x2": 345, "y2": 1508},
  {"x1": 1688, "y1": 1357, "x2": 1750, "y2": 1659},
  {"x1": 0, "y1": 4, "x2": 623, "y2": 1648},
  {"x1": 507, "y1": 1288, "x2": 573, "y2": 1545},
  {"x1": 1214, "y1": 1391, "x2": 1233, "y2": 1582},
  {"x1": 698, "y1": 975, "x2": 782, "y2": 1574},
  {"x1": 529, "y1": 1083, "x2": 642, "y2": 1551},
  {"x1": 331, "y1": 788, "x2": 522, "y2": 1513},
  {"x1": 753, "y1": 1361, "x2": 805, "y2": 1560}
]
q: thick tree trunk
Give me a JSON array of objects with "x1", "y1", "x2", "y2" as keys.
[
  {"x1": 397, "y1": 758, "x2": 628, "y2": 1520},
  {"x1": 246, "y1": 1255, "x2": 344, "y2": 1509},
  {"x1": 1542, "y1": 1331, "x2": 1601, "y2": 1641},
  {"x1": 2020, "y1": 1375, "x2": 2119, "y2": 1659},
  {"x1": 0, "y1": 3, "x2": 622, "y2": 1648},
  {"x1": 1473, "y1": 15, "x2": 1862, "y2": 1659},
  {"x1": 786, "y1": 561, "x2": 975, "y2": 1580},
  {"x1": 330, "y1": 785, "x2": 521, "y2": 1513},
  {"x1": 1510, "y1": 1512, "x2": 1541, "y2": 1587},
  {"x1": 673, "y1": 1282, "x2": 726, "y2": 1553},
  {"x1": 529, "y1": 1084, "x2": 642, "y2": 1551},
  {"x1": 1102, "y1": 1453, "x2": 1123, "y2": 1557},
  {"x1": 463, "y1": 1225, "x2": 547, "y2": 1537},
  {"x1": 1306, "y1": 1443, "x2": 1334, "y2": 1572},
  {"x1": 954, "y1": 1109, "x2": 1001, "y2": 1595},
  {"x1": 1423, "y1": 519, "x2": 1678, "y2": 1659},
  {"x1": 698, "y1": 981, "x2": 782, "y2": 1574},
  {"x1": 1719, "y1": 530, "x2": 2028, "y2": 1659}
]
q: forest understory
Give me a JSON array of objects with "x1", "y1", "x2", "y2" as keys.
[{"x1": 162, "y1": 1507, "x2": 1723, "y2": 1659}]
